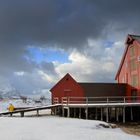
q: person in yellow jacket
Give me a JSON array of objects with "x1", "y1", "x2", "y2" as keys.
[{"x1": 7, "y1": 103, "x2": 15, "y2": 112}]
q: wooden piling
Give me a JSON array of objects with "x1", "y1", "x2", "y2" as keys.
[
  {"x1": 116, "y1": 108, "x2": 119, "y2": 122},
  {"x1": 123, "y1": 107, "x2": 125, "y2": 123},
  {"x1": 62, "y1": 107, "x2": 64, "y2": 117},
  {"x1": 74, "y1": 108, "x2": 76, "y2": 118},
  {"x1": 37, "y1": 110, "x2": 39, "y2": 116},
  {"x1": 106, "y1": 107, "x2": 109, "y2": 122},
  {"x1": 67, "y1": 107, "x2": 70, "y2": 118},
  {"x1": 20, "y1": 112, "x2": 24, "y2": 117},
  {"x1": 101, "y1": 108, "x2": 103, "y2": 121},
  {"x1": 130, "y1": 107, "x2": 133, "y2": 121},
  {"x1": 54, "y1": 107, "x2": 57, "y2": 115},
  {"x1": 95, "y1": 108, "x2": 98, "y2": 120},
  {"x1": 79, "y1": 108, "x2": 81, "y2": 119},
  {"x1": 85, "y1": 108, "x2": 88, "y2": 120}
]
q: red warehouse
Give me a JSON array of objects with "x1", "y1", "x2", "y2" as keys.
[
  {"x1": 115, "y1": 34, "x2": 140, "y2": 98},
  {"x1": 50, "y1": 73, "x2": 126, "y2": 104}
]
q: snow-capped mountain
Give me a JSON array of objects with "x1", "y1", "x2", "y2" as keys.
[{"x1": 0, "y1": 84, "x2": 20, "y2": 98}]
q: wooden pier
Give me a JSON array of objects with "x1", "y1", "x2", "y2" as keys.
[
  {"x1": 0, "y1": 104, "x2": 62, "y2": 117},
  {"x1": 53, "y1": 96, "x2": 140, "y2": 123},
  {"x1": 1, "y1": 96, "x2": 140, "y2": 123}
]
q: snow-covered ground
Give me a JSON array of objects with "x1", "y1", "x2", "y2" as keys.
[
  {"x1": 0, "y1": 99, "x2": 140, "y2": 140},
  {"x1": 0, "y1": 116, "x2": 139, "y2": 140}
]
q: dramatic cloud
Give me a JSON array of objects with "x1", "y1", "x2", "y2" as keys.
[
  {"x1": 56, "y1": 39, "x2": 123, "y2": 82},
  {"x1": 0, "y1": 0, "x2": 140, "y2": 95},
  {"x1": 0, "y1": 0, "x2": 140, "y2": 48}
]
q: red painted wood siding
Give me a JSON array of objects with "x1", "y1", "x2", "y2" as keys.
[
  {"x1": 116, "y1": 39, "x2": 140, "y2": 97},
  {"x1": 50, "y1": 74, "x2": 84, "y2": 103}
]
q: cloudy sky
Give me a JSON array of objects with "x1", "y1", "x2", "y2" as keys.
[{"x1": 0, "y1": 0, "x2": 140, "y2": 95}]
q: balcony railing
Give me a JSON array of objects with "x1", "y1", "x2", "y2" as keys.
[{"x1": 53, "y1": 96, "x2": 140, "y2": 105}]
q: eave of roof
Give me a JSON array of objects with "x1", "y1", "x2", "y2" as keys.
[{"x1": 79, "y1": 82, "x2": 126, "y2": 85}]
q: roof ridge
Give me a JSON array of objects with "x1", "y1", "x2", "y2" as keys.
[
  {"x1": 78, "y1": 82, "x2": 124, "y2": 84},
  {"x1": 129, "y1": 34, "x2": 140, "y2": 37}
]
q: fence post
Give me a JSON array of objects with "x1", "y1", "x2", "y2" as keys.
[
  {"x1": 124, "y1": 97, "x2": 126, "y2": 103},
  {"x1": 107, "y1": 97, "x2": 109, "y2": 103},
  {"x1": 67, "y1": 97, "x2": 69, "y2": 106},
  {"x1": 86, "y1": 97, "x2": 88, "y2": 105},
  {"x1": 61, "y1": 97, "x2": 63, "y2": 105}
]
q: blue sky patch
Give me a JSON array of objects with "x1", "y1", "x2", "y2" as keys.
[
  {"x1": 26, "y1": 47, "x2": 69, "y2": 63},
  {"x1": 103, "y1": 41, "x2": 114, "y2": 48}
]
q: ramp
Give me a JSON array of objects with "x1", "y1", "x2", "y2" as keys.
[{"x1": 0, "y1": 104, "x2": 62, "y2": 117}]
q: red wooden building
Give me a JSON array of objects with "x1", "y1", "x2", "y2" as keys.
[
  {"x1": 50, "y1": 73, "x2": 126, "y2": 104},
  {"x1": 115, "y1": 34, "x2": 140, "y2": 98}
]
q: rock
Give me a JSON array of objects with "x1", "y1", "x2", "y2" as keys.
[
  {"x1": 109, "y1": 123, "x2": 118, "y2": 128},
  {"x1": 99, "y1": 123, "x2": 110, "y2": 128}
]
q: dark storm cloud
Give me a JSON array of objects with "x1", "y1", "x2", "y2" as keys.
[
  {"x1": 0, "y1": 0, "x2": 140, "y2": 94},
  {"x1": 0, "y1": 0, "x2": 140, "y2": 49}
]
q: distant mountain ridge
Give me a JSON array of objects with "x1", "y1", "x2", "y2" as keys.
[
  {"x1": 0, "y1": 83, "x2": 51, "y2": 100},
  {"x1": 0, "y1": 85, "x2": 20, "y2": 98}
]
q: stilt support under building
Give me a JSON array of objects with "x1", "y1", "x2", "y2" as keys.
[
  {"x1": 54, "y1": 107, "x2": 57, "y2": 115},
  {"x1": 62, "y1": 107, "x2": 64, "y2": 117},
  {"x1": 74, "y1": 108, "x2": 76, "y2": 118},
  {"x1": 123, "y1": 107, "x2": 125, "y2": 123},
  {"x1": 67, "y1": 107, "x2": 70, "y2": 118},
  {"x1": 79, "y1": 108, "x2": 81, "y2": 119},
  {"x1": 86, "y1": 108, "x2": 88, "y2": 119},
  {"x1": 95, "y1": 108, "x2": 98, "y2": 120},
  {"x1": 116, "y1": 108, "x2": 119, "y2": 122},
  {"x1": 106, "y1": 107, "x2": 109, "y2": 122},
  {"x1": 130, "y1": 107, "x2": 133, "y2": 121},
  {"x1": 101, "y1": 108, "x2": 103, "y2": 121}
]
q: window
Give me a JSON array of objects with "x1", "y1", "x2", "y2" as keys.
[
  {"x1": 130, "y1": 59, "x2": 137, "y2": 71},
  {"x1": 131, "y1": 75, "x2": 138, "y2": 87},
  {"x1": 130, "y1": 46, "x2": 135, "y2": 56}
]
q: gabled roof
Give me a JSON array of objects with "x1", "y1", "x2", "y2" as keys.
[
  {"x1": 115, "y1": 34, "x2": 140, "y2": 80},
  {"x1": 50, "y1": 73, "x2": 77, "y2": 92}
]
